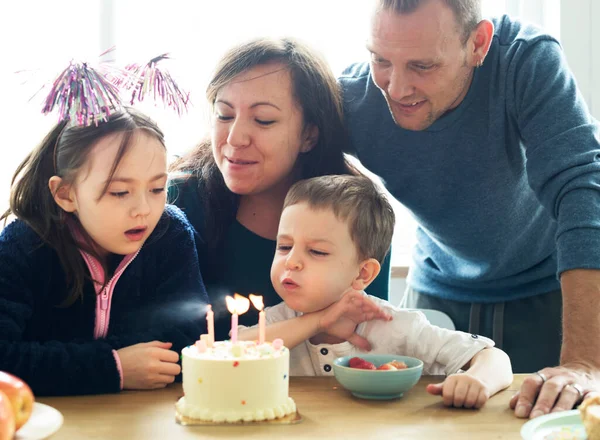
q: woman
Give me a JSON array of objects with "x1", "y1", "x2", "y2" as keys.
[{"x1": 169, "y1": 37, "x2": 390, "y2": 341}]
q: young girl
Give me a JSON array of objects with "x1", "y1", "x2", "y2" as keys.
[{"x1": 0, "y1": 107, "x2": 208, "y2": 396}]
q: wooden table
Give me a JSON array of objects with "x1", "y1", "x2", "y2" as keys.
[{"x1": 39, "y1": 375, "x2": 530, "y2": 439}]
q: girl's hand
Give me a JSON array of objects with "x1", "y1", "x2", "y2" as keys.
[
  {"x1": 318, "y1": 289, "x2": 392, "y2": 351},
  {"x1": 117, "y1": 341, "x2": 181, "y2": 390},
  {"x1": 426, "y1": 374, "x2": 491, "y2": 409}
]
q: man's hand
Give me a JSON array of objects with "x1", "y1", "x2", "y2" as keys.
[
  {"x1": 509, "y1": 363, "x2": 600, "y2": 418},
  {"x1": 318, "y1": 289, "x2": 392, "y2": 351},
  {"x1": 426, "y1": 373, "x2": 491, "y2": 409}
]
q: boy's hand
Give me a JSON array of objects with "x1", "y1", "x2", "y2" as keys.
[
  {"x1": 117, "y1": 341, "x2": 181, "y2": 390},
  {"x1": 426, "y1": 373, "x2": 491, "y2": 409},
  {"x1": 318, "y1": 289, "x2": 392, "y2": 351}
]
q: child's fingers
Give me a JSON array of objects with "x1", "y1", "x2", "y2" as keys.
[
  {"x1": 426, "y1": 383, "x2": 444, "y2": 396},
  {"x1": 147, "y1": 341, "x2": 173, "y2": 349},
  {"x1": 156, "y1": 373, "x2": 177, "y2": 385},
  {"x1": 442, "y1": 379, "x2": 457, "y2": 406},
  {"x1": 464, "y1": 385, "x2": 481, "y2": 408},
  {"x1": 452, "y1": 381, "x2": 470, "y2": 407},
  {"x1": 475, "y1": 387, "x2": 490, "y2": 409},
  {"x1": 347, "y1": 333, "x2": 372, "y2": 352},
  {"x1": 509, "y1": 391, "x2": 519, "y2": 409},
  {"x1": 156, "y1": 347, "x2": 179, "y2": 363},
  {"x1": 159, "y1": 361, "x2": 182, "y2": 376}
]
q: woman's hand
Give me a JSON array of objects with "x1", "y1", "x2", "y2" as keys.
[
  {"x1": 117, "y1": 341, "x2": 181, "y2": 390},
  {"x1": 318, "y1": 289, "x2": 392, "y2": 351}
]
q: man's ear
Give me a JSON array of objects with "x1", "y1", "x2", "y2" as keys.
[
  {"x1": 351, "y1": 258, "x2": 381, "y2": 291},
  {"x1": 48, "y1": 176, "x2": 77, "y2": 213},
  {"x1": 300, "y1": 125, "x2": 319, "y2": 153},
  {"x1": 469, "y1": 19, "x2": 494, "y2": 67}
]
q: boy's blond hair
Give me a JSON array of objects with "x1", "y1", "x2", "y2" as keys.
[{"x1": 284, "y1": 175, "x2": 395, "y2": 262}]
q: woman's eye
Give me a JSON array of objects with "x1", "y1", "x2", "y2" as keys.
[
  {"x1": 277, "y1": 245, "x2": 292, "y2": 252},
  {"x1": 151, "y1": 187, "x2": 166, "y2": 194},
  {"x1": 216, "y1": 114, "x2": 233, "y2": 121},
  {"x1": 310, "y1": 250, "x2": 329, "y2": 256},
  {"x1": 110, "y1": 191, "x2": 128, "y2": 198},
  {"x1": 256, "y1": 119, "x2": 275, "y2": 126}
]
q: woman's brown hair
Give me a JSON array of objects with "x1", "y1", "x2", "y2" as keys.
[{"x1": 170, "y1": 37, "x2": 356, "y2": 251}]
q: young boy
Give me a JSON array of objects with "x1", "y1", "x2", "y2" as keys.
[{"x1": 239, "y1": 175, "x2": 513, "y2": 409}]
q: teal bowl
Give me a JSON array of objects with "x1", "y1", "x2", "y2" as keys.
[{"x1": 333, "y1": 354, "x2": 423, "y2": 400}]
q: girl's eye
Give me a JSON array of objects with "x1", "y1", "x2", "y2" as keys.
[
  {"x1": 277, "y1": 245, "x2": 292, "y2": 252},
  {"x1": 151, "y1": 187, "x2": 165, "y2": 194},
  {"x1": 256, "y1": 119, "x2": 275, "y2": 126},
  {"x1": 110, "y1": 191, "x2": 128, "y2": 198},
  {"x1": 310, "y1": 250, "x2": 329, "y2": 256}
]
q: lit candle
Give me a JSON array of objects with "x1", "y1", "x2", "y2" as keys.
[
  {"x1": 249, "y1": 294, "x2": 265, "y2": 345},
  {"x1": 225, "y1": 294, "x2": 250, "y2": 344},
  {"x1": 206, "y1": 304, "x2": 214, "y2": 347}
]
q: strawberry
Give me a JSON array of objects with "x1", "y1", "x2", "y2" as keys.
[
  {"x1": 388, "y1": 360, "x2": 408, "y2": 370},
  {"x1": 348, "y1": 357, "x2": 376, "y2": 370},
  {"x1": 377, "y1": 363, "x2": 397, "y2": 371}
]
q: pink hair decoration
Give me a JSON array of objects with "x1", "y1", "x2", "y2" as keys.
[{"x1": 115, "y1": 53, "x2": 190, "y2": 116}]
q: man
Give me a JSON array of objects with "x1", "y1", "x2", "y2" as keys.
[{"x1": 339, "y1": 0, "x2": 600, "y2": 419}]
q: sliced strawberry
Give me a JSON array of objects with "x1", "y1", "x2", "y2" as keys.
[
  {"x1": 348, "y1": 357, "x2": 376, "y2": 370},
  {"x1": 377, "y1": 363, "x2": 398, "y2": 371},
  {"x1": 348, "y1": 357, "x2": 364, "y2": 368},
  {"x1": 388, "y1": 360, "x2": 408, "y2": 370}
]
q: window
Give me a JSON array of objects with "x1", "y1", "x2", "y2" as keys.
[{"x1": 4, "y1": 0, "x2": 561, "y2": 268}]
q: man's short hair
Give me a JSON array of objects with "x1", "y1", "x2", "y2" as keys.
[
  {"x1": 377, "y1": 0, "x2": 482, "y2": 42},
  {"x1": 284, "y1": 175, "x2": 396, "y2": 263}
]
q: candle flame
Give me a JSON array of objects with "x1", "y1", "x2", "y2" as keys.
[
  {"x1": 226, "y1": 293, "x2": 250, "y2": 315},
  {"x1": 206, "y1": 304, "x2": 212, "y2": 313},
  {"x1": 249, "y1": 294, "x2": 264, "y2": 311}
]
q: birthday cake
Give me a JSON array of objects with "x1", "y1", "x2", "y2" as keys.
[{"x1": 175, "y1": 340, "x2": 296, "y2": 423}]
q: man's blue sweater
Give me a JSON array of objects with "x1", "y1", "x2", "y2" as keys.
[{"x1": 339, "y1": 16, "x2": 600, "y2": 302}]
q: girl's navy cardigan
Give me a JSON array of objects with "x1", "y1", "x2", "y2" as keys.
[{"x1": 0, "y1": 205, "x2": 208, "y2": 396}]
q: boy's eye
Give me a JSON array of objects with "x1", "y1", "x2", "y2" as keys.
[
  {"x1": 110, "y1": 191, "x2": 128, "y2": 198},
  {"x1": 310, "y1": 249, "x2": 329, "y2": 256}
]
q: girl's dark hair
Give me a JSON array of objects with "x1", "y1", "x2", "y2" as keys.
[
  {"x1": 170, "y1": 37, "x2": 356, "y2": 251},
  {"x1": 1, "y1": 107, "x2": 165, "y2": 306}
]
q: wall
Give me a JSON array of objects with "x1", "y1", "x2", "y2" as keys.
[{"x1": 560, "y1": 0, "x2": 600, "y2": 119}]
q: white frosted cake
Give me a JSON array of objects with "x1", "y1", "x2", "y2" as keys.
[{"x1": 176, "y1": 340, "x2": 296, "y2": 423}]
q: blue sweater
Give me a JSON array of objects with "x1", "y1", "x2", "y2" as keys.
[
  {"x1": 0, "y1": 205, "x2": 208, "y2": 396},
  {"x1": 339, "y1": 16, "x2": 600, "y2": 302}
]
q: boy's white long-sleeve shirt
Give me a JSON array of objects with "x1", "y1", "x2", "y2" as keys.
[{"x1": 241, "y1": 295, "x2": 494, "y2": 376}]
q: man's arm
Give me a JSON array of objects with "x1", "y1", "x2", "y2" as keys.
[
  {"x1": 512, "y1": 269, "x2": 600, "y2": 418},
  {"x1": 509, "y1": 33, "x2": 600, "y2": 418}
]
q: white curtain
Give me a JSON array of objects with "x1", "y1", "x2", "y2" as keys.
[{"x1": 505, "y1": 0, "x2": 561, "y2": 38}]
